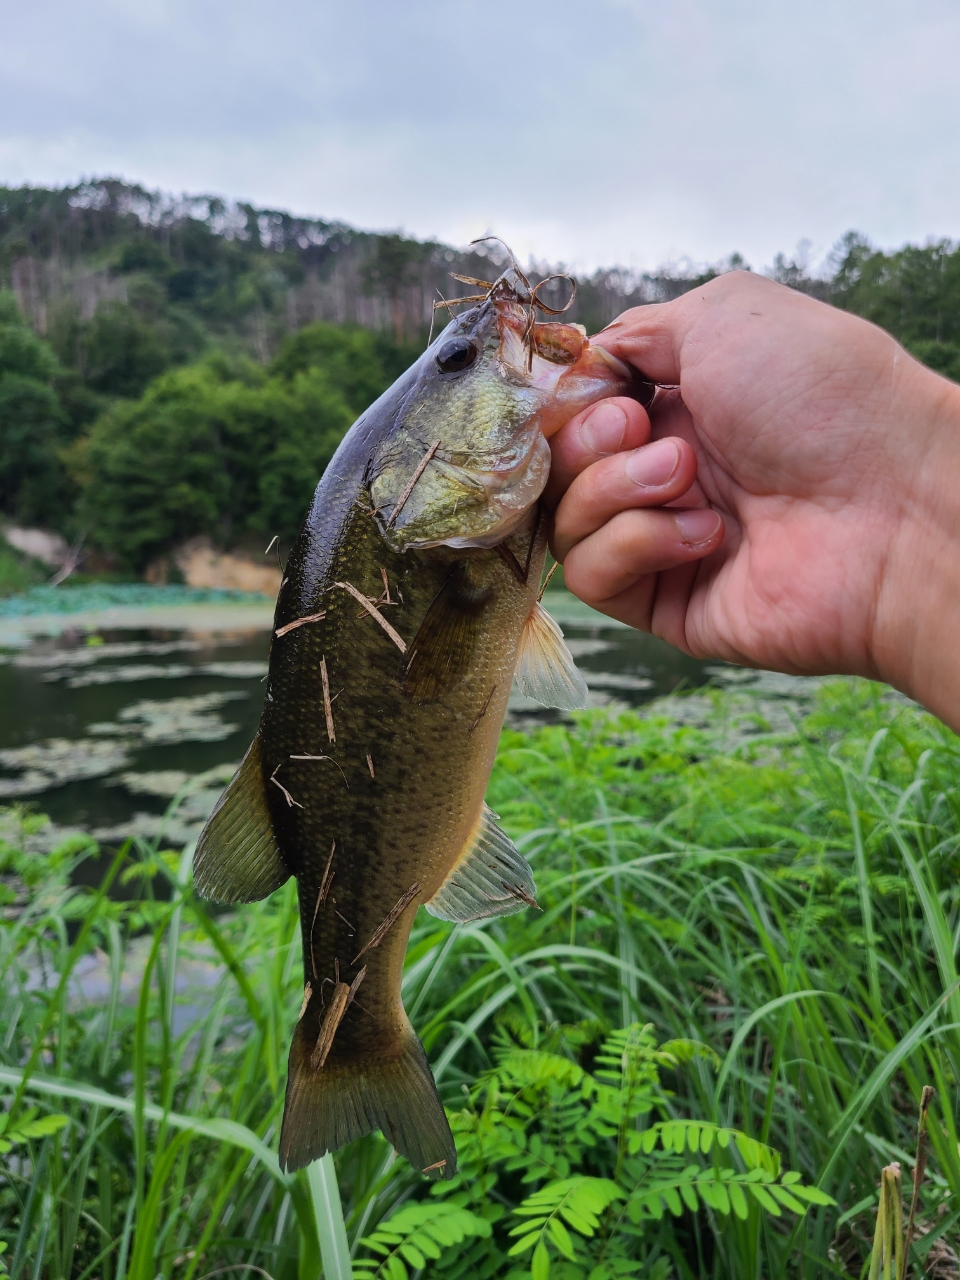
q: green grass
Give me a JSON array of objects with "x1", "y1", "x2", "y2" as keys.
[{"x1": 3, "y1": 678, "x2": 960, "y2": 1277}]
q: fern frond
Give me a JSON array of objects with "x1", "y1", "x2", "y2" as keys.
[
  {"x1": 354, "y1": 1201, "x2": 491, "y2": 1280},
  {"x1": 627, "y1": 1164, "x2": 834, "y2": 1223},
  {"x1": 495, "y1": 1049, "x2": 588, "y2": 1093},
  {"x1": 632, "y1": 1119, "x2": 783, "y2": 1177},
  {"x1": 508, "y1": 1175, "x2": 623, "y2": 1258}
]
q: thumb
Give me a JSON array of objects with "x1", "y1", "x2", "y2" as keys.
[{"x1": 595, "y1": 297, "x2": 687, "y2": 386}]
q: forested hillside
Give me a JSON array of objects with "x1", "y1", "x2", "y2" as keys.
[{"x1": 1, "y1": 180, "x2": 958, "y2": 576}]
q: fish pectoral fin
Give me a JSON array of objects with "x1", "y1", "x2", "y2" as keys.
[
  {"x1": 193, "y1": 735, "x2": 291, "y2": 903},
  {"x1": 425, "y1": 802, "x2": 537, "y2": 922},
  {"x1": 513, "y1": 599, "x2": 588, "y2": 710},
  {"x1": 401, "y1": 565, "x2": 492, "y2": 704}
]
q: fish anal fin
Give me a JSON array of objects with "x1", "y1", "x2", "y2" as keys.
[
  {"x1": 513, "y1": 600, "x2": 588, "y2": 710},
  {"x1": 402, "y1": 567, "x2": 492, "y2": 704},
  {"x1": 279, "y1": 1017, "x2": 456, "y2": 1179},
  {"x1": 425, "y1": 802, "x2": 537, "y2": 922},
  {"x1": 193, "y1": 735, "x2": 291, "y2": 903}
]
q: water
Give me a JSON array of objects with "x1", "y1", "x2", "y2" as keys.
[{"x1": 0, "y1": 587, "x2": 722, "y2": 850}]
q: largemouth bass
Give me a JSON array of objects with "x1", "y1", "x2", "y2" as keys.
[{"x1": 194, "y1": 265, "x2": 651, "y2": 1178}]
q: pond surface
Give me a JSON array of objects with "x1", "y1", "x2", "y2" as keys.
[{"x1": 0, "y1": 588, "x2": 725, "y2": 850}]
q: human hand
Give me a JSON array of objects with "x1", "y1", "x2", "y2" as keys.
[{"x1": 546, "y1": 272, "x2": 960, "y2": 727}]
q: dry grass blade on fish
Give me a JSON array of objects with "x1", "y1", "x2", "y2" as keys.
[
  {"x1": 385, "y1": 440, "x2": 442, "y2": 529},
  {"x1": 333, "y1": 582, "x2": 408, "y2": 653},
  {"x1": 289, "y1": 753, "x2": 349, "y2": 787},
  {"x1": 353, "y1": 884, "x2": 421, "y2": 963},
  {"x1": 275, "y1": 611, "x2": 327, "y2": 638},
  {"x1": 269, "y1": 764, "x2": 302, "y2": 810},
  {"x1": 320, "y1": 656, "x2": 336, "y2": 743}
]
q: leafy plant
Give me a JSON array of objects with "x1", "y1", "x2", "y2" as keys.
[
  {"x1": 0, "y1": 1107, "x2": 69, "y2": 1154},
  {"x1": 390, "y1": 1022, "x2": 833, "y2": 1280},
  {"x1": 4, "y1": 680, "x2": 960, "y2": 1276},
  {"x1": 353, "y1": 1202, "x2": 492, "y2": 1280},
  {"x1": 0, "y1": 291, "x2": 70, "y2": 526}
]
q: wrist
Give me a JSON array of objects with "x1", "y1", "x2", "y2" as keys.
[{"x1": 873, "y1": 364, "x2": 960, "y2": 729}]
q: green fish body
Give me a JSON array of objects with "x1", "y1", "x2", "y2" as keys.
[{"x1": 194, "y1": 268, "x2": 649, "y2": 1176}]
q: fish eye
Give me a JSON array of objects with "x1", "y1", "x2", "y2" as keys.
[{"x1": 436, "y1": 338, "x2": 478, "y2": 374}]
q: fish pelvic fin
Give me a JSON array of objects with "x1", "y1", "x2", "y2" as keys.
[
  {"x1": 513, "y1": 599, "x2": 588, "y2": 710},
  {"x1": 279, "y1": 1017, "x2": 456, "y2": 1180},
  {"x1": 193, "y1": 735, "x2": 291, "y2": 903},
  {"x1": 425, "y1": 802, "x2": 537, "y2": 922}
]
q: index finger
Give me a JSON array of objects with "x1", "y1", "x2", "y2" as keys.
[{"x1": 544, "y1": 396, "x2": 651, "y2": 508}]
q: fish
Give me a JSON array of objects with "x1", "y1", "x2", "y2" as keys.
[{"x1": 193, "y1": 262, "x2": 653, "y2": 1179}]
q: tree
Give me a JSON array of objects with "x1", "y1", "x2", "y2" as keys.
[
  {"x1": 830, "y1": 232, "x2": 960, "y2": 380},
  {"x1": 74, "y1": 281, "x2": 206, "y2": 399},
  {"x1": 270, "y1": 320, "x2": 420, "y2": 415},
  {"x1": 71, "y1": 354, "x2": 354, "y2": 569},
  {"x1": 361, "y1": 234, "x2": 433, "y2": 343},
  {"x1": 0, "y1": 291, "x2": 67, "y2": 525}
]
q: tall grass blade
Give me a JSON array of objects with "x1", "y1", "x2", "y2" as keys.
[
  {"x1": 0, "y1": 1066, "x2": 285, "y2": 1178},
  {"x1": 307, "y1": 1155, "x2": 353, "y2": 1280}
]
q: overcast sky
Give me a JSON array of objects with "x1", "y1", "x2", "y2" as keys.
[{"x1": 1, "y1": 0, "x2": 958, "y2": 273}]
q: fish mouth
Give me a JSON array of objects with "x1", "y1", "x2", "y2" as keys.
[
  {"x1": 375, "y1": 265, "x2": 655, "y2": 554},
  {"x1": 493, "y1": 302, "x2": 653, "y2": 437}
]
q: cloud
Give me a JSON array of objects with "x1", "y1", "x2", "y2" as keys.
[{"x1": 1, "y1": 0, "x2": 958, "y2": 271}]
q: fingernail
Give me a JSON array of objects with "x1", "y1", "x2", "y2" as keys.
[
  {"x1": 579, "y1": 402, "x2": 627, "y2": 455},
  {"x1": 625, "y1": 439, "x2": 679, "y2": 488},
  {"x1": 675, "y1": 508, "x2": 722, "y2": 545}
]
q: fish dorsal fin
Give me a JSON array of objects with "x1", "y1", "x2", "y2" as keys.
[
  {"x1": 513, "y1": 600, "x2": 588, "y2": 710},
  {"x1": 193, "y1": 735, "x2": 291, "y2": 903},
  {"x1": 425, "y1": 803, "x2": 537, "y2": 922},
  {"x1": 402, "y1": 567, "x2": 492, "y2": 704}
]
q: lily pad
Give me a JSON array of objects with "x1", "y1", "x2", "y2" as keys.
[
  {"x1": 6, "y1": 639, "x2": 206, "y2": 670},
  {"x1": 583, "y1": 672, "x2": 655, "y2": 691},
  {"x1": 60, "y1": 660, "x2": 268, "y2": 688},
  {"x1": 89, "y1": 692, "x2": 248, "y2": 745},
  {"x1": 0, "y1": 738, "x2": 133, "y2": 796}
]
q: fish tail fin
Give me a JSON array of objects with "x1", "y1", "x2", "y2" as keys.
[{"x1": 279, "y1": 1017, "x2": 456, "y2": 1180}]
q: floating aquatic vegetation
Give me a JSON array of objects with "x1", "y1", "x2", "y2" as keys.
[
  {"x1": 93, "y1": 763, "x2": 238, "y2": 845},
  {"x1": 108, "y1": 769, "x2": 192, "y2": 796},
  {"x1": 92, "y1": 804, "x2": 213, "y2": 848},
  {"x1": 563, "y1": 638, "x2": 615, "y2": 658},
  {"x1": 51, "y1": 660, "x2": 268, "y2": 688},
  {"x1": 0, "y1": 583, "x2": 270, "y2": 619},
  {"x1": 582, "y1": 671, "x2": 655, "y2": 691},
  {"x1": 704, "y1": 665, "x2": 826, "y2": 698},
  {"x1": 3, "y1": 638, "x2": 207, "y2": 669},
  {"x1": 0, "y1": 738, "x2": 133, "y2": 796},
  {"x1": 89, "y1": 692, "x2": 248, "y2": 745},
  {"x1": 197, "y1": 661, "x2": 268, "y2": 679},
  {"x1": 112, "y1": 761, "x2": 236, "y2": 799},
  {"x1": 52, "y1": 663, "x2": 196, "y2": 686}
]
